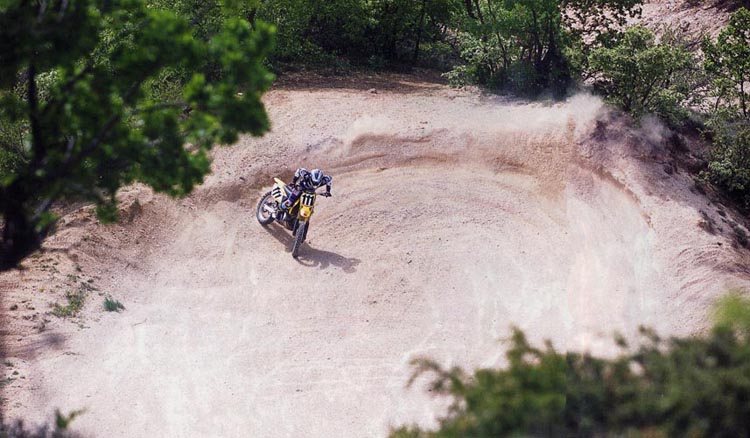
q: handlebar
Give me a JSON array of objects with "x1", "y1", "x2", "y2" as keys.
[{"x1": 314, "y1": 187, "x2": 331, "y2": 197}]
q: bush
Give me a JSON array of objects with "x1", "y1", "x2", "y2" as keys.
[
  {"x1": 699, "y1": 8, "x2": 750, "y2": 211},
  {"x1": 703, "y1": 120, "x2": 750, "y2": 209},
  {"x1": 391, "y1": 293, "x2": 750, "y2": 438},
  {"x1": 52, "y1": 290, "x2": 86, "y2": 318},
  {"x1": 103, "y1": 297, "x2": 125, "y2": 312},
  {"x1": 589, "y1": 26, "x2": 696, "y2": 126},
  {"x1": 702, "y1": 8, "x2": 750, "y2": 121},
  {"x1": 445, "y1": 0, "x2": 644, "y2": 96}
]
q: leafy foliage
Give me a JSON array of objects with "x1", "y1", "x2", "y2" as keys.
[
  {"x1": 449, "y1": 0, "x2": 572, "y2": 94},
  {"x1": 447, "y1": 0, "x2": 643, "y2": 95},
  {"x1": 703, "y1": 118, "x2": 750, "y2": 209},
  {"x1": 254, "y1": 0, "x2": 369, "y2": 63},
  {"x1": 701, "y1": 9, "x2": 750, "y2": 209},
  {"x1": 702, "y1": 8, "x2": 750, "y2": 120},
  {"x1": 0, "y1": 0, "x2": 275, "y2": 269},
  {"x1": 253, "y1": 0, "x2": 458, "y2": 66},
  {"x1": 391, "y1": 294, "x2": 750, "y2": 438},
  {"x1": 103, "y1": 297, "x2": 125, "y2": 312},
  {"x1": 589, "y1": 26, "x2": 696, "y2": 124},
  {"x1": 52, "y1": 290, "x2": 86, "y2": 318}
]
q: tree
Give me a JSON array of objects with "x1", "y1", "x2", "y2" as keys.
[
  {"x1": 368, "y1": 0, "x2": 458, "y2": 62},
  {"x1": 391, "y1": 293, "x2": 750, "y2": 438},
  {"x1": 589, "y1": 25, "x2": 694, "y2": 122},
  {"x1": 703, "y1": 121, "x2": 750, "y2": 210},
  {"x1": 253, "y1": 0, "x2": 369, "y2": 62},
  {"x1": 451, "y1": 0, "x2": 571, "y2": 93},
  {"x1": 447, "y1": 0, "x2": 643, "y2": 95},
  {"x1": 252, "y1": 0, "x2": 459, "y2": 65},
  {"x1": 0, "y1": 0, "x2": 275, "y2": 270},
  {"x1": 703, "y1": 8, "x2": 750, "y2": 120},
  {"x1": 701, "y1": 9, "x2": 750, "y2": 210}
]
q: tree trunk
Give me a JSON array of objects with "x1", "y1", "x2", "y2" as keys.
[
  {"x1": 531, "y1": 9, "x2": 542, "y2": 69},
  {"x1": 486, "y1": 0, "x2": 509, "y2": 69},
  {"x1": 413, "y1": 0, "x2": 428, "y2": 62},
  {"x1": 741, "y1": 78, "x2": 748, "y2": 119},
  {"x1": 464, "y1": 0, "x2": 476, "y2": 19},
  {"x1": 473, "y1": 0, "x2": 485, "y2": 23},
  {"x1": 0, "y1": 185, "x2": 40, "y2": 271}
]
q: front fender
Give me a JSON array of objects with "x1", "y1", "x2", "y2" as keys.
[{"x1": 298, "y1": 205, "x2": 313, "y2": 220}]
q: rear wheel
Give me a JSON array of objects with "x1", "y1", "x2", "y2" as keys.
[
  {"x1": 256, "y1": 191, "x2": 275, "y2": 225},
  {"x1": 292, "y1": 222, "x2": 308, "y2": 258}
]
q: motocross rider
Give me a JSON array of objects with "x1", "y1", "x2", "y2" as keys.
[{"x1": 280, "y1": 168, "x2": 332, "y2": 212}]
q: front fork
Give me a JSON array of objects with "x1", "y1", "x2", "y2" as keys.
[{"x1": 292, "y1": 219, "x2": 309, "y2": 240}]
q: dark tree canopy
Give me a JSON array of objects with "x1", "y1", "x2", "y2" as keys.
[
  {"x1": 0, "y1": 0, "x2": 275, "y2": 269},
  {"x1": 444, "y1": 0, "x2": 644, "y2": 94}
]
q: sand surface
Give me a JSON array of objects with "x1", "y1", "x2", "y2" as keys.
[{"x1": 3, "y1": 74, "x2": 750, "y2": 437}]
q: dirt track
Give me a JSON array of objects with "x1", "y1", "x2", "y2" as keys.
[{"x1": 3, "y1": 74, "x2": 750, "y2": 437}]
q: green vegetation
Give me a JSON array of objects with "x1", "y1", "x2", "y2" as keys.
[
  {"x1": 52, "y1": 290, "x2": 86, "y2": 318},
  {"x1": 0, "y1": 0, "x2": 275, "y2": 269},
  {"x1": 445, "y1": 0, "x2": 643, "y2": 94},
  {"x1": 703, "y1": 8, "x2": 750, "y2": 121},
  {"x1": 251, "y1": 0, "x2": 646, "y2": 95},
  {"x1": 391, "y1": 293, "x2": 750, "y2": 438},
  {"x1": 700, "y1": 9, "x2": 750, "y2": 209},
  {"x1": 589, "y1": 26, "x2": 695, "y2": 126},
  {"x1": 103, "y1": 297, "x2": 125, "y2": 312},
  {"x1": 704, "y1": 121, "x2": 750, "y2": 209},
  {"x1": 253, "y1": 0, "x2": 458, "y2": 68}
]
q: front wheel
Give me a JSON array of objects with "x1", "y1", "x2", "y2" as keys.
[
  {"x1": 256, "y1": 191, "x2": 275, "y2": 225},
  {"x1": 292, "y1": 222, "x2": 308, "y2": 258}
]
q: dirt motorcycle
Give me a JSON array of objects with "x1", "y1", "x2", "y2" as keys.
[{"x1": 256, "y1": 178, "x2": 329, "y2": 258}]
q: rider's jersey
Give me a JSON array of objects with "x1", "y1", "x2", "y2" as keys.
[{"x1": 292, "y1": 168, "x2": 332, "y2": 193}]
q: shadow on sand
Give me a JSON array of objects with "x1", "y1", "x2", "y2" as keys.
[{"x1": 262, "y1": 225, "x2": 361, "y2": 273}]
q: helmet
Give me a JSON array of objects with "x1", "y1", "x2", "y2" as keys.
[{"x1": 311, "y1": 169, "x2": 324, "y2": 185}]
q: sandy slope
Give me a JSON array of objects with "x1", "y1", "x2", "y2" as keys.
[
  {"x1": 3, "y1": 74, "x2": 750, "y2": 437},
  {"x1": 639, "y1": 0, "x2": 733, "y2": 40}
]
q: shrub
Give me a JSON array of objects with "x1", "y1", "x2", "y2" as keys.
[
  {"x1": 446, "y1": 0, "x2": 643, "y2": 96},
  {"x1": 702, "y1": 8, "x2": 750, "y2": 120},
  {"x1": 589, "y1": 26, "x2": 696, "y2": 125},
  {"x1": 391, "y1": 293, "x2": 750, "y2": 438},
  {"x1": 52, "y1": 290, "x2": 86, "y2": 318},
  {"x1": 103, "y1": 297, "x2": 125, "y2": 312},
  {"x1": 700, "y1": 9, "x2": 750, "y2": 211},
  {"x1": 703, "y1": 120, "x2": 750, "y2": 209}
]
